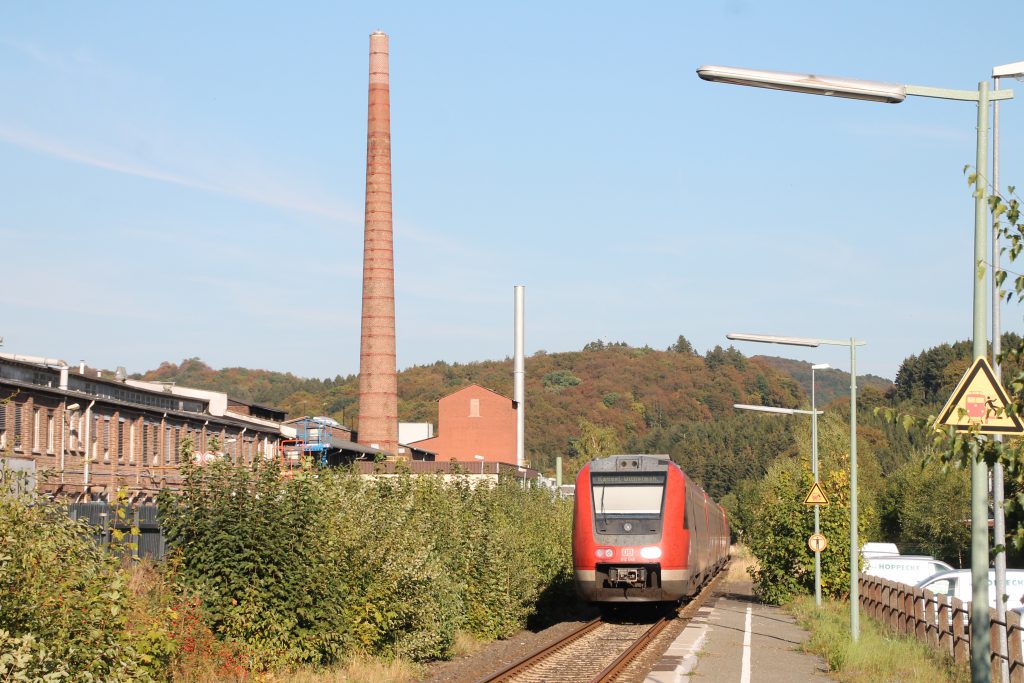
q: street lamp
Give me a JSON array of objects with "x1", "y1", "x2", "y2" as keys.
[
  {"x1": 704, "y1": 65, "x2": 1012, "y2": 676},
  {"x1": 810, "y1": 363, "x2": 831, "y2": 608},
  {"x1": 734, "y1": 396, "x2": 826, "y2": 607},
  {"x1": 728, "y1": 333, "x2": 864, "y2": 639},
  {"x1": 992, "y1": 60, "x2": 1024, "y2": 683}
]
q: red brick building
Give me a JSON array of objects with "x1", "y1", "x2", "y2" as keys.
[
  {"x1": 410, "y1": 385, "x2": 518, "y2": 464},
  {"x1": 0, "y1": 353, "x2": 295, "y2": 501}
]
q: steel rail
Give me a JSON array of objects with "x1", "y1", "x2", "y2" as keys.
[
  {"x1": 588, "y1": 615, "x2": 670, "y2": 683},
  {"x1": 477, "y1": 562, "x2": 730, "y2": 683},
  {"x1": 585, "y1": 614, "x2": 671, "y2": 683},
  {"x1": 594, "y1": 568, "x2": 728, "y2": 683},
  {"x1": 475, "y1": 617, "x2": 603, "y2": 683}
]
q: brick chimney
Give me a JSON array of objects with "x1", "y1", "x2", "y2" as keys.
[{"x1": 357, "y1": 31, "x2": 399, "y2": 456}]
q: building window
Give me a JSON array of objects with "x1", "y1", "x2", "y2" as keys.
[
  {"x1": 117, "y1": 417, "x2": 126, "y2": 462},
  {"x1": 104, "y1": 416, "x2": 112, "y2": 461},
  {"x1": 469, "y1": 398, "x2": 480, "y2": 418},
  {"x1": 47, "y1": 413, "x2": 55, "y2": 454},
  {"x1": 129, "y1": 421, "x2": 136, "y2": 464},
  {"x1": 14, "y1": 405, "x2": 22, "y2": 452},
  {"x1": 32, "y1": 408, "x2": 41, "y2": 453},
  {"x1": 74, "y1": 414, "x2": 82, "y2": 452}
]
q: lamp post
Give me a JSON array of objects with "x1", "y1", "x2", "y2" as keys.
[
  {"x1": 727, "y1": 333, "x2": 864, "y2": 640},
  {"x1": 991, "y1": 61, "x2": 1024, "y2": 683},
  {"x1": 734, "y1": 396, "x2": 826, "y2": 607},
  {"x1": 811, "y1": 363, "x2": 830, "y2": 607},
  {"x1": 703, "y1": 66, "x2": 1013, "y2": 679}
]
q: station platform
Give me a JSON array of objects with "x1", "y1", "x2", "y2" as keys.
[{"x1": 646, "y1": 573, "x2": 831, "y2": 682}]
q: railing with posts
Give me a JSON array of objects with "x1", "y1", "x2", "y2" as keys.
[
  {"x1": 859, "y1": 575, "x2": 1024, "y2": 681},
  {"x1": 351, "y1": 460, "x2": 539, "y2": 478}
]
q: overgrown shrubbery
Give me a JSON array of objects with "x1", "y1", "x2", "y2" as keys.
[
  {"x1": 0, "y1": 461, "x2": 572, "y2": 679},
  {"x1": 743, "y1": 458, "x2": 859, "y2": 604},
  {"x1": 0, "y1": 469, "x2": 148, "y2": 680},
  {"x1": 158, "y1": 458, "x2": 573, "y2": 670},
  {"x1": 736, "y1": 413, "x2": 871, "y2": 605}
]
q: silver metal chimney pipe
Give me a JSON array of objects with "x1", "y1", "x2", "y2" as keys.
[{"x1": 514, "y1": 285, "x2": 525, "y2": 467}]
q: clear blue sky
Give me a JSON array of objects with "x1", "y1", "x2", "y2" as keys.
[{"x1": 3, "y1": 1, "x2": 1023, "y2": 381}]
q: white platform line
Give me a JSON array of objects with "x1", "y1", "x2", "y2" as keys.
[{"x1": 740, "y1": 605, "x2": 752, "y2": 683}]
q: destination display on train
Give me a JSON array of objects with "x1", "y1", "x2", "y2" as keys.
[{"x1": 591, "y1": 473, "x2": 665, "y2": 486}]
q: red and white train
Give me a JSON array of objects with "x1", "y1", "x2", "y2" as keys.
[{"x1": 573, "y1": 454, "x2": 730, "y2": 603}]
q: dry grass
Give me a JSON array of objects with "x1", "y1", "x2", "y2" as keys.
[
  {"x1": 726, "y1": 544, "x2": 758, "y2": 583},
  {"x1": 267, "y1": 656, "x2": 422, "y2": 683},
  {"x1": 789, "y1": 596, "x2": 969, "y2": 683},
  {"x1": 450, "y1": 631, "x2": 487, "y2": 658}
]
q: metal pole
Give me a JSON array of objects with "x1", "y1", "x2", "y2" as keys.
[
  {"x1": 992, "y1": 72, "x2": 1010, "y2": 683},
  {"x1": 849, "y1": 339, "x2": 859, "y2": 642},
  {"x1": 812, "y1": 366, "x2": 821, "y2": 608},
  {"x1": 514, "y1": 286, "x2": 526, "y2": 468},
  {"x1": 556, "y1": 456, "x2": 563, "y2": 488},
  {"x1": 971, "y1": 79, "x2": 993, "y2": 683}
]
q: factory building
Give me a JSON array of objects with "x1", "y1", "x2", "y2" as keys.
[
  {"x1": 0, "y1": 353, "x2": 294, "y2": 501},
  {"x1": 409, "y1": 384, "x2": 518, "y2": 465}
]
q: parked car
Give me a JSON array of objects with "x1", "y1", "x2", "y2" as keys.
[
  {"x1": 863, "y1": 555, "x2": 953, "y2": 586},
  {"x1": 917, "y1": 569, "x2": 1024, "y2": 608}
]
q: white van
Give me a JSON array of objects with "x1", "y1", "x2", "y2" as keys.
[
  {"x1": 862, "y1": 542, "x2": 900, "y2": 558},
  {"x1": 916, "y1": 569, "x2": 1024, "y2": 608},
  {"x1": 863, "y1": 555, "x2": 953, "y2": 586}
]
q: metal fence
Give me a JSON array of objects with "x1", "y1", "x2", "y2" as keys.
[
  {"x1": 350, "y1": 460, "x2": 539, "y2": 478},
  {"x1": 67, "y1": 502, "x2": 166, "y2": 560},
  {"x1": 860, "y1": 575, "x2": 1024, "y2": 681}
]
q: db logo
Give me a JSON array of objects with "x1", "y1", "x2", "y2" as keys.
[{"x1": 621, "y1": 548, "x2": 635, "y2": 558}]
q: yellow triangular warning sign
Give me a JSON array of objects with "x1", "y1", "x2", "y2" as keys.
[
  {"x1": 803, "y1": 482, "x2": 830, "y2": 506},
  {"x1": 935, "y1": 357, "x2": 1023, "y2": 435}
]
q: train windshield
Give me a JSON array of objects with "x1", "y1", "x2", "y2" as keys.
[{"x1": 591, "y1": 473, "x2": 666, "y2": 517}]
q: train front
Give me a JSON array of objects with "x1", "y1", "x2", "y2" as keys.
[{"x1": 572, "y1": 454, "x2": 687, "y2": 603}]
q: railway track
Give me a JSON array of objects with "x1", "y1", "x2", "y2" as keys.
[{"x1": 476, "y1": 568, "x2": 726, "y2": 683}]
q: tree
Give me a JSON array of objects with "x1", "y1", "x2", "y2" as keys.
[
  {"x1": 879, "y1": 454, "x2": 970, "y2": 566},
  {"x1": 746, "y1": 457, "x2": 860, "y2": 604},
  {"x1": 565, "y1": 418, "x2": 622, "y2": 477},
  {"x1": 669, "y1": 335, "x2": 696, "y2": 355},
  {"x1": 541, "y1": 369, "x2": 582, "y2": 392}
]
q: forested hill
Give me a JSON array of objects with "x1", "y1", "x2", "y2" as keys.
[
  {"x1": 133, "y1": 334, "x2": 1012, "y2": 569},
  {"x1": 754, "y1": 356, "x2": 892, "y2": 407},
  {"x1": 134, "y1": 337, "x2": 898, "y2": 496}
]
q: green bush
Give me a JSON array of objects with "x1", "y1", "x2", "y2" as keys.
[
  {"x1": 158, "y1": 459, "x2": 573, "y2": 669},
  {"x1": 0, "y1": 470, "x2": 151, "y2": 680},
  {"x1": 746, "y1": 458, "x2": 861, "y2": 604}
]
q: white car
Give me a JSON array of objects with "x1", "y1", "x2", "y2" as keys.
[
  {"x1": 917, "y1": 569, "x2": 1024, "y2": 608},
  {"x1": 863, "y1": 555, "x2": 953, "y2": 586}
]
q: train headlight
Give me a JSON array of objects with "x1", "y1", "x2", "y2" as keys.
[
  {"x1": 595, "y1": 548, "x2": 614, "y2": 559},
  {"x1": 640, "y1": 546, "x2": 662, "y2": 559}
]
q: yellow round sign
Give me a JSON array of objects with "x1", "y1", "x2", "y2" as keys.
[{"x1": 808, "y1": 533, "x2": 828, "y2": 553}]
